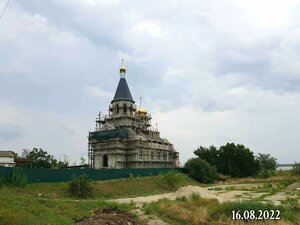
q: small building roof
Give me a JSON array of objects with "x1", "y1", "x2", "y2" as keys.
[
  {"x1": 112, "y1": 78, "x2": 134, "y2": 103},
  {"x1": 0, "y1": 150, "x2": 15, "y2": 157}
]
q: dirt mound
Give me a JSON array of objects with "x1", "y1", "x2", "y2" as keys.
[
  {"x1": 285, "y1": 182, "x2": 300, "y2": 191},
  {"x1": 171, "y1": 185, "x2": 217, "y2": 200},
  {"x1": 75, "y1": 207, "x2": 138, "y2": 225}
]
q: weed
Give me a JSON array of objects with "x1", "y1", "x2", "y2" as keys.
[
  {"x1": 162, "y1": 171, "x2": 185, "y2": 190},
  {"x1": 282, "y1": 197, "x2": 299, "y2": 210},
  {"x1": 190, "y1": 192, "x2": 200, "y2": 201},
  {"x1": 3, "y1": 168, "x2": 28, "y2": 187},
  {"x1": 292, "y1": 162, "x2": 300, "y2": 175},
  {"x1": 213, "y1": 187, "x2": 223, "y2": 191},
  {"x1": 175, "y1": 196, "x2": 187, "y2": 201},
  {"x1": 68, "y1": 174, "x2": 93, "y2": 198},
  {"x1": 225, "y1": 186, "x2": 236, "y2": 191}
]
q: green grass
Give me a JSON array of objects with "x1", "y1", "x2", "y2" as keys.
[
  {"x1": 0, "y1": 173, "x2": 199, "y2": 225},
  {"x1": 144, "y1": 197, "x2": 299, "y2": 225},
  {"x1": 0, "y1": 191, "x2": 134, "y2": 225},
  {"x1": 92, "y1": 173, "x2": 199, "y2": 199}
]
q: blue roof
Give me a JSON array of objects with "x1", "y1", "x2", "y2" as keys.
[{"x1": 112, "y1": 78, "x2": 134, "y2": 103}]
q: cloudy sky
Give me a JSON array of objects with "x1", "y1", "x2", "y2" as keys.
[{"x1": 1, "y1": 0, "x2": 300, "y2": 165}]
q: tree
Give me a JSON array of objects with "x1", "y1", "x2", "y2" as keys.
[
  {"x1": 193, "y1": 143, "x2": 260, "y2": 178},
  {"x1": 218, "y1": 143, "x2": 259, "y2": 177},
  {"x1": 21, "y1": 148, "x2": 69, "y2": 169},
  {"x1": 193, "y1": 145, "x2": 219, "y2": 166},
  {"x1": 257, "y1": 153, "x2": 277, "y2": 171},
  {"x1": 292, "y1": 162, "x2": 300, "y2": 175},
  {"x1": 21, "y1": 148, "x2": 54, "y2": 168},
  {"x1": 184, "y1": 158, "x2": 218, "y2": 183}
]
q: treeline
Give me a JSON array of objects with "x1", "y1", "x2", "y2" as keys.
[
  {"x1": 15, "y1": 148, "x2": 70, "y2": 169},
  {"x1": 184, "y1": 142, "x2": 297, "y2": 183}
]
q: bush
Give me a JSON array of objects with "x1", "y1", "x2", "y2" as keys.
[
  {"x1": 256, "y1": 169, "x2": 275, "y2": 178},
  {"x1": 184, "y1": 158, "x2": 218, "y2": 183},
  {"x1": 68, "y1": 174, "x2": 93, "y2": 198},
  {"x1": 292, "y1": 162, "x2": 300, "y2": 175},
  {"x1": 163, "y1": 171, "x2": 184, "y2": 189},
  {"x1": 4, "y1": 168, "x2": 28, "y2": 187}
]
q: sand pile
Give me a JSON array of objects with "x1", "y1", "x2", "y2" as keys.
[{"x1": 170, "y1": 185, "x2": 217, "y2": 200}]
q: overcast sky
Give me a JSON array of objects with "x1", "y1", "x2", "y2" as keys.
[{"x1": 1, "y1": 0, "x2": 300, "y2": 165}]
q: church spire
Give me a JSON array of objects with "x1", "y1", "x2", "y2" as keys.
[{"x1": 112, "y1": 60, "x2": 134, "y2": 103}]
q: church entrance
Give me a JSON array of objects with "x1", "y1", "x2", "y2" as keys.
[{"x1": 103, "y1": 154, "x2": 108, "y2": 167}]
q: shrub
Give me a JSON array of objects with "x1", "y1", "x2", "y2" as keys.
[
  {"x1": 68, "y1": 174, "x2": 93, "y2": 198},
  {"x1": 283, "y1": 197, "x2": 299, "y2": 210},
  {"x1": 184, "y1": 158, "x2": 218, "y2": 183},
  {"x1": 4, "y1": 168, "x2": 28, "y2": 187},
  {"x1": 163, "y1": 171, "x2": 184, "y2": 189},
  {"x1": 292, "y1": 162, "x2": 300, "y2": 175},
  {"x1": 256, "y1": 169, "x2": 275, "y2": 178}
]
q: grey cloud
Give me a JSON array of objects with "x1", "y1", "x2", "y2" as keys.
[{"x1": 0, "y1": 123, "x2": 24, "y2": 139}]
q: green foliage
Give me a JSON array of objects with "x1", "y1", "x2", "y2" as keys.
[
  {"x1": 20, "y1": 148, "x2": 69, "y2": 168},
  {"x1": 194, "y1": 143, "x2": 260, "y2": 177},
  {"x1": 256, "y1": 169, "x2": 275, "y2": 178},
  {"x1": 292, "y1": 161, "x2": 300, "y2": 175},
  {"x1": 190, "y1": 192, "x2": 200, "y2": 201},
  {"x1": 162, "y1": 171, "x2": 185, "y2": 189},
  {"x1": 68, "y1": 174, "x2": 93, "y2": 198},
  {"x1": 282, "y1": 197, "x2": 299, "y2": 210},
  {"x1": 218, "y1": 143, "x2": 259, "y2": 177},
  {"x1": 193, "y1": 145, "x2": 218, "y2": 166},
  {"x1": 257, "y1": 153, "x2": 277, "y2": 171},
  {"x1": 184, "y1": 158, "x2": 219, "y2": 183},
  {"x1": 3, "y1": 168, "x2": 28, "y2": 187}
]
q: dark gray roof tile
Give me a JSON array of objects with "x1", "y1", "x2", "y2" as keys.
[{"x1": 112, "y1": 78, "x2": 134, "y2": 103}]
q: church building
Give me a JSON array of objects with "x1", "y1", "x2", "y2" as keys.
[{"x1": 88, "y1": 63, "x2": 179, "y2": 169}]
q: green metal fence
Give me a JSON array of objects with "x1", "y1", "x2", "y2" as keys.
[{"x1": 0, "y1": 167, "x2": 182, "y2": 183}]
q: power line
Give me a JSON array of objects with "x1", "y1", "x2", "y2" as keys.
[{"x1": 0, "y1": 0, "x2": 10, "y2": 20}]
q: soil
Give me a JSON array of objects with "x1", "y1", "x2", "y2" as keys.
[{"x1": 75, "y1": 207, "x2": 138, "y2": 225}]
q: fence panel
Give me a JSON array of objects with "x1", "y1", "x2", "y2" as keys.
[{"x1": 0, "y1": 167, "x2": 183, "y2": 183}]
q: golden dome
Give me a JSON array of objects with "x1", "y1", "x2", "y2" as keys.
[
  {"x1": 137, "y1": 106, "x2": 147, "y2": 113},
  {"x1": 120, "y1": 65, "x2": 126, "y2": 73}
]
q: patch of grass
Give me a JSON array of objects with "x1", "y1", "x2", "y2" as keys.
[
  {"x1": 144, "y1": 197, "x2": 298, "y2": 225},
  {"x1": 218, "y1": 175, "x2": 299, "y2": 185},
  {"x1": 190, "y1": 192, "x2": 201, "y2": 201},
  {"x1": 0, "y1": 189, "x2": 134, "y2": 225},
  {"x1": 162, "y1": 171, "x2": 186, "y2": 190},
  {"x1": 2, "y1": 168, "x2": 28, "y2": 187},
  {"x1": 225, "y1": 186, "x2": 236, "y2": 191},
  {"x1": 282, "y1": 197, "x2": 299, "y2": 211},
  {"x1": 222, "y1": 201, "x2": 296, "y2": 222},
  {"x1": 0, "y1": 174, "x2": 200, "y2": 224},
  {"x1": 93, "y1": 173, "x2": 200, "y2": 199},
  {"x1": 68, "y1": 174, "x2": 93, "y2": 199},
  {"x1": 144, "y1": 197, "x2": 217, "y2": 225},
  {"x1": 213, "y1": 187, "x2": 223, "y2": 191}
]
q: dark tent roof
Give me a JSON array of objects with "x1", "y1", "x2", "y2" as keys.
[{"x1": 112, "y1": 78, "x2": 134, "y2": 103}]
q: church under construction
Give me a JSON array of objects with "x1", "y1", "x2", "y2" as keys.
[{"x1": 88, "y1": 63, "x2": 179, "y2": 169}]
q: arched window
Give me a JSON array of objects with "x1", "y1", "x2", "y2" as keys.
[
  {"x1": 103, "y1": 154, "x2": 108, "y2": 167},
  {"x1": 129, "y1": 104, "x2": 133, "y2": 115},
  {"x1": 116, "y1": 104, "x2": 119, "y2": 114},
  {"x1": 123, "y1": 103, "x2": 127, "y2": 114}
]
